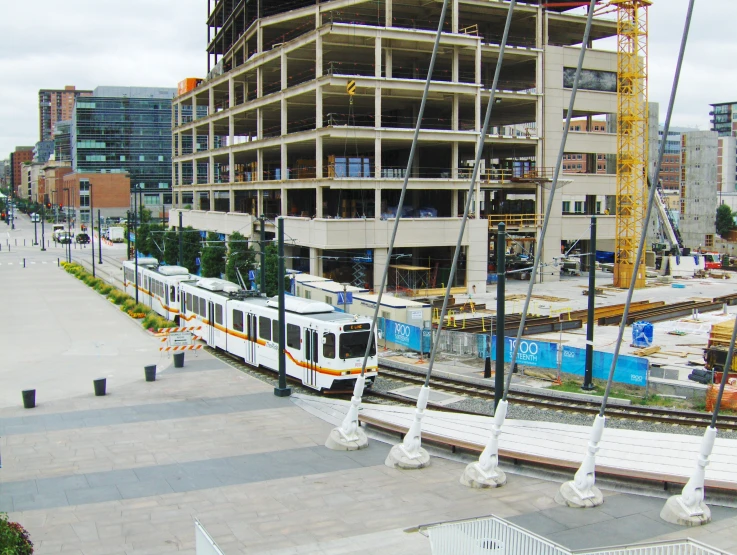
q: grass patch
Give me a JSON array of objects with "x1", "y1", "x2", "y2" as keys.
[
  {"x1": 550, "y1": 379, "x2": 687, "y2": 408},
  {"x1": 107, "y1": 289, "x2": 129, "y2": 305},
  {"x1": 143, "y1": 312, "x2": 177, "y2": 330}
]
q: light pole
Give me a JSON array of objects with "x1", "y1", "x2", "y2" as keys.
[
  {"x1": 98, "y1": 209, "x2": 102, "y2": 264},
  {"x1": 40, "y1": 204, "x2": 46, "y2": 251},
  {"x1": 90, "y1": 183, "x2": 96, "y2": 278},
  {"x1": 133, "y1": 189, "x2": 139, "y2": 304}
]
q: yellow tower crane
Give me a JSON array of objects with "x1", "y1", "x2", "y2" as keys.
[{"x1": 611, "y1": 0, "x2": 651, "y2": 288}]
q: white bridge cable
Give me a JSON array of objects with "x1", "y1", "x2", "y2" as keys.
[
  {"x1": 422, "y1": 0, "x2": 518, "y2": 388},
  {"x1": 354, "y1": 0, "x2": 451, "y2": 379},
  {"x1": 503, "y1": 0, "x2": 598, "y2": 400},
  {"x1": 599, "y1": 0, "x2": 695, "y2": 415}
]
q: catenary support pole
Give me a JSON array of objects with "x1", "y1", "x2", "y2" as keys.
[
  {"x1": 134, "y1": 194, "x2": 139, "y2": 304},
  {"x1": 462, "y1": 0, "x2": 597, "y2": 491},
  {"x1": 91, "y1": 185, "x2": 96, "y2": 278},
  {"x1": 40, "y1": 205, "x2": 46, "y2": 251},
  {"x1": 98, "y1": 209, "x2": 102, "y2": 264},
  {"x1": 494, "y1": 223, "x2": 506, "y2": 409},
  {"x1": 178, "y1": 211, "x2": 183, "y2": 267},
  {"x1": 326, "y1": 0, "x2": 452, "y2": 452},
  {"x1": 274, "y1": 217, "x2": 291, "y2": 397},
  {"x1": 260, "y1": 215, "x2": 266, "y2": 295},
  {"x1": 386, "y1": 0, "x2": 518, "y2": 471},
  {"x1": 559, "y1": 0, "x2": 695, "y2": 509},
  {"x1": 583, "y1": 216, "x2": 596, "y2": 391}
]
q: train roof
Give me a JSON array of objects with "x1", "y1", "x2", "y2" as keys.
[{"x1": 266, "y1": 296, "x2": 334, "y2": 314}]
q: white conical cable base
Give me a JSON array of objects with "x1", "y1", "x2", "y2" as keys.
[
  {"x1": 556, "y1": 414, "x2": 605, "y2": 508},
  {"x1": 660, "y1": 426, "x2": 715, "y2": 526},
  {"x1": 325, "y1": 375, "x2": 368, "y2": 451},
  {"x1": 461, "y1": 399, "x2": 508, "y2": 488},
  {"x1": 385, "y1": 385, "x2": 431, "y2": 469}
]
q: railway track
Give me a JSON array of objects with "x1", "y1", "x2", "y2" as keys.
[
  {"x1": 204, "y1": 346, "x2": 737, "y2": 432},
  {"x1": 374, "y1": 366, "x2": 737, "y2": 432}
]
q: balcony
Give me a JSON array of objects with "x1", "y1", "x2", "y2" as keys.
[
  {"x1": 169, "y1": 209, "x2": 254, "y2": 237},
  {"x1": 488, "y1": 213, "x2": 543, "y2": 229}
]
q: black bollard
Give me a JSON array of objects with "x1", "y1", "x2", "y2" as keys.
[
  {"x1": 93, "y1": 378, "x2": 107, "y2": 396},
  {"x1": 23, "y1": 258, "x2": 26, "y2": 268},
  {"x1": 173, "y1": 352, "x2": 185, "y2": 368},
  {"x1": 22, "y1": 389, "x2": 36, "y2": 409},
  {"x1": 144, "y1": 365, "x2": 157, "y2": 382}
]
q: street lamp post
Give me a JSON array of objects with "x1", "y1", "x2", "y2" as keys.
[
  {"x1": 90, "y1": 184, "x2": 96, "y2": 278},
  {"x1": 133, "y1": 189, "x2": 139, "y2": 304},
  {"x1": 98, "y1": 209, "x2": 103, "y2": 264},
  {"x1": 40, "y1": 204, "x2": 46, "y2": 251}
]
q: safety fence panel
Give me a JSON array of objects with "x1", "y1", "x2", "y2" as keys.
[
  {"x1": 435, "y1": 329, "x2": 478, "y2": 357},
  {"x1": 195, "y1": 519, "x2": 226, "y2": 555},
  {"x1": 427, "y1": 515, "x2": 570, "y2": 555}
]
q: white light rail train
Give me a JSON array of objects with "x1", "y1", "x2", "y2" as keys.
[{"x1": 122, "y1": 259, "x2": 378, "y2": 392}]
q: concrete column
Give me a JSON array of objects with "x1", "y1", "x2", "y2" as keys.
[
  {"x1": 310, "y1": 247, "x2": 321, "y2": 276},
  {"x1": 257, "y1": 67, "x2": 263, "y2": 97},
  {"x1": 375, "y1": 37, "x2": 382, "y2": 78},
  {"x1": 192, "y1": 94, "x2": 197, "y2": 121},
  {"x1": 208, "y1": 155, "x2": 214, "y2": 184},
  {"x1": 209, "y1": 87, "x2": 215, "y2": 114},
  {"x1": 257, "y1": 149, "x2": 264, "y2": 181},
  {"x1": 257, "y1": 189, "x2": 264, "y2": 215},
  {"x1": 452, "y1": 47, "x2": 459, "y2": 82},
  {"x1": 466, "y1": 219, "x2": 488, "y2": 294},
  {"x1": 257, "y1": 108, "x2": 263, "y2": 140},
  {"x1": 452, "y1": 0, "x2": 459, "y2": 33},
  {"x1": 373, "y1": 248, "x2": 388, "y2": 291},
  {"x1": 281, "y1": 143, "x2": 288, "y2": 181},
  {"x1": 452, "y1": 95, "x2": 459, "y2": 131},
  {"x1": 316, "y1": 34, "x2": 323, "y2": 77},
  {"x1": 191, "y1": 160, "x2": 197, "y2": 186},
  {"x1": 375, "y1": 187, "x2": 382, "y2": 220},
  {"x1": 475, "y1": 44, "x2": 482, "y2": 132},
  {"x1": 280, "y1": 186, "x2": 288, "y2": 215},
  {"x1": 385, "y1": 49, "x2": 392, "y2": 79},
  {"x1": 375, "y1": 85, "x2": 382, "y2": 128},
  {"x1": 208, "y1": 120, "x2": 214, "y2": 153},
  {"x1": 281, "y1": 51, "x2": 288, "y2": 90},
  {"x1": 316, "y1": 136, "x2": 323, "y2": 179},
  {"x1": 257, "y1": 24, "x2": 263, "y2": 54},
  {"x1": 229, "y1": 188, "x2": 235, "y2": 212},
  {"x1": 385, "y1": 0, "x2": 392, "y2": 27},
  {"x1": 451, "y1": 189, "x2": 459, "y2": 216},
  {"x1": 316, "y1": 186, "x2": 324, "y2": 218},
  {"x1": 316, "y1": 86, "x2": 323, "y2": 128},
  {"x1": 229, "y1": 78, "x2": 235, "y2": 108},
  {"x1": 229, "y1": 151, "x2": 235, "y2": 183},
  {"x1": 281, "y1": 97, "x2": 288, "y2": 135},
  {"x1": 375, "y1": 138, "x2": 382, "y2": 179},
  {"x1": 452, "y1": 143, "x2": 459, "y2": 179}
]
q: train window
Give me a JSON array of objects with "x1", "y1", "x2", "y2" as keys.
[
  {"x1": 187, "y1": 293, "x2": 193, "y2": 312},
  {"x1": 272, "y1": 320, "x2": 280, "y2": 343},
  {"x1": 215, "y1": 304, "x2": 223, "y2": 325},
  {"x1": 339, "y1": 331, "x2": 376, "y2": 359},
  {"x1": 287, "y1": 324, "x2": 300, "y2": 349},
  {"x1": 199, "y1": 297, "x2": 207, "y2": 318},
  {"x1": 323, "y1": 333, "x2": 335, "y2": 359},
  {"x1": 259, "y1": 317, "x2": 271, "y2": 340},
  {"x1": 170, "y1": 286, "x2": 176, "y2": 303},
  {"x1": 233, "y1": 310, "x2": 244, "y2": 332}
]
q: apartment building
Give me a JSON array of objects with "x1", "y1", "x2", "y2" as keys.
[
  {"x1": 9, "y1": 147, "x2": 34, "y2": 196},
  {"x1": 171, "y1": 0, "x2": 621, "y2": 290},
  {"x1": 38, "y1": 86, "x2": 92, "y2": 142},
  {"x1": 710, "y1": 101, "x2": 737, "y2": 194}
]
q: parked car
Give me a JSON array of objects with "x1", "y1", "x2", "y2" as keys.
[
  {"x1": 76, "y1": 233, "x2": 91, "y2": 244},
  {"x1": 57, "y1": 232, "x2": 72, "y2": 244}
]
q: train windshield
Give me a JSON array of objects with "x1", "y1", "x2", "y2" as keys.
[{"x1": 339, "y1": 331, "x2": 376, "y2": 359}]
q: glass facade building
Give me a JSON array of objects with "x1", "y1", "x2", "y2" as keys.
[{"x1": 72, "y1": 87, "x2": 176, "y2": 204}]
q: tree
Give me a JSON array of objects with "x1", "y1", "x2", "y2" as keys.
[
  {"x1": 200, "y1": 232, "x2": 226, "y2": 278},
  {"x1": 180, "y1": 227, "x2": 201, "y2": 273},
  {"x1": 162, "y1": 229, "x2": 179, "y2": 265},
  {"x1": 225, "y1": 231, "x2": 255, "y2": 284},
  {"x1": 716, "y1": 204, "x2": 735, "y2": 239},
  {"x1": 263, "y1": 242, "x2": 279, "y2": 297}
]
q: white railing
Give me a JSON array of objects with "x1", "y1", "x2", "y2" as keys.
[
  {"x1": 426, "y1": 516, "x2": 730, "y2": 555},
  {"x1": 195, "y1": 519, "x2": 226, "y2": 555},
  {"x1": 573, "y1": 540, "x2": 732, "y2": 555},
  {"x1": 427, "y1": 515, "x2": 570, "y2": 555}
]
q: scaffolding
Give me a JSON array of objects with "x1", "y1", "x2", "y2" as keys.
[
  {"x1": 612, "y1": 0, "x2": 650, "y2": 288},
  {"x1": 390, "y1": 264, "x2": 431, "y2": 294}
]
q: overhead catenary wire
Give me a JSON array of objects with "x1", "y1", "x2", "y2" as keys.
[
  {"x1": 599, "y1": 0, "x2": 695, "y2": 415},
  {"x1": 421, "y1": 0, "x2": 518, "y2": 388},
  {"x1": 502, "y1": 0, "x2": 598, "y2": 402}
]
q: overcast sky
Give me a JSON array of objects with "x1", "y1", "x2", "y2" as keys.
[{"x1": 0, "y1": 0, "x2": 732, "y2": 157}]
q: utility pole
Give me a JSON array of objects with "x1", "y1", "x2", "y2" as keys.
[
  {"x1": 583, "y1": 215, "x2": 597, "y2": 390},
  {"x1": 494, "y1": 223, "x2": 506, "y2": 409},
  {"x1": 274, "y1": 217, "x2": 291, "y2": 397},
  {"x1": 134, "y1": 192, "x2": 139, "y2": 304},
  {"x1": 126, "y1": 210, "x2": 131, "y2": 260},
  {"x1": 178, "y1": 211, "x2": 183, "y2": 267},
  {"x1": 260, "y1": 214, "x2": 266, "y2": 295}
]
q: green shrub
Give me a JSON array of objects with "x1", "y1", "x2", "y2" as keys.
[
  {"x1": 132, "y1": 303, "x2": 151, "y2": 315},
  {"x1": 121, "y1": 298, "x2": 137, "y2": 312},
  {"x1": 107, "y1": 289, "x2": 129, "y2": 305},
  {"x1": 0, "y1": 513, "x2": 33, "y2": 554},
  {"x1": 95, "y1": 283, "x2": 113, "y2": 295}
]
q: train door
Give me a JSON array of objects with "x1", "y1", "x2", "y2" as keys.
[
  {"x1": 245, "y1": 313, "x2": 257, "y2": 365},
  {"x1": 207, "y1": 300, "x2": 215, "y2": 345},
  {"x1": 303, "y1": 328, "x2": 319, "y2": 388}
]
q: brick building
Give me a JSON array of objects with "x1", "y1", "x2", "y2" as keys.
[
  {"x1": 62, "y1": 172, "x2": 131, "y2": 225},
  {"x1": 39, "y1": 86, "x2": 92, "y2": 142},
  {"x1": 10, "y1": 147, "x2": 34, "y2": 195}
]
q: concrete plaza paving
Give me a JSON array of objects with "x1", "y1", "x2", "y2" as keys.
[{"x1": 1, "y1": 215, "x2": 736, "y2": 555}]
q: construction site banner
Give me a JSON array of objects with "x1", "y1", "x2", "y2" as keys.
[
  {"x1": 477, "y1": 335, "x2": 559, "y2": 369},
  {"x1": 562, "y1": 346, "x2": 648, "y2": 386},
  {"x1": 384, "y1": 319, "x2": 423, "y2": 351}
]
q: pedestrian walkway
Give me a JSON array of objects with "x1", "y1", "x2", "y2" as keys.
[{"x1": 1, "y1": 216, "x2": 736, "y2": 554}]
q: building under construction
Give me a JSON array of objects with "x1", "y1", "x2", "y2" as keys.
[{"x1": 172, "y1": 0, "x2": 624, "y2": 292}]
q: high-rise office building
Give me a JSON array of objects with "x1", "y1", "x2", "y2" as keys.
[
  {"x1": 53, "y1": 120, "x2": 73, "y2": 162},
  {"x1": 72, "y1": 86, "x2": 176, "y2": 215},
  {"x1": 173, "y1": 0, "x2": 627, "y2": 288},
  {"x1": 38, "y1": 86, "x2": 92, "y2": 142},
  {"x1": 710, "y1": 101, "x2": 737, "y2": 194}
]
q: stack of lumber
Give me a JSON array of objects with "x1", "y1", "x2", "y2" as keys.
[{"x1": 708, "y1": 318, "x2": 736, "y2": 348}]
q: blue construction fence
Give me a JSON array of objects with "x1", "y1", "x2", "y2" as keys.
[
  {"x1": 477, "y1": 335, "x2": 648, "y2": 387},
  {"x1": 378, "y1": 318, "x2": 432, "y2": 353}
]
